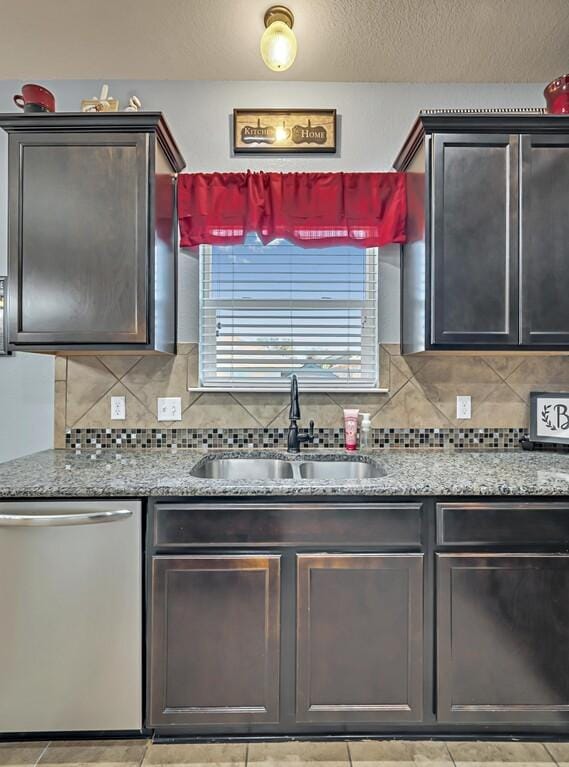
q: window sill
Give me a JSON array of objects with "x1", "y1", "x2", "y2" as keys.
[{"x1": 188, "y1": 387, "x2": 389, "y2": 394}]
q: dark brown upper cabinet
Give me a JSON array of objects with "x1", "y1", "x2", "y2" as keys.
[
  {"x1": 394, "y1": 113, "x2": 569, "y2": 353},
  {"x1": 0, "y1": 113, "x2": 185, "y2": 354},
  {"x1": 520, "y1": 133, "x2": 569, "y2": 346}
]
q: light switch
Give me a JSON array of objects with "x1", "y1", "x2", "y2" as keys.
[
  {"x1": 110, "y1": 395, "x2": 126, "y2": 420},
  {"x1": 456, "y1": 395, "x2": 472, "y2": 419},
  {"x1": 157, "y1": 397, "x2": 182, "y2": 421}
]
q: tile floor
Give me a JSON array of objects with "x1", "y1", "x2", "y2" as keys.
[{"x1": 2, "y1": 740, "x2": 569, "y2": 767}]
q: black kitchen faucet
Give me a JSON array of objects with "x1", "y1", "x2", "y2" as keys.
[{"x1": 287, "y1": 374, "x2": 315, "y2": 453}]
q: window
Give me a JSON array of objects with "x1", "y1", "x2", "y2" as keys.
[{"x1": 199, "y1": 233, "x2": 379, "y2": 391}]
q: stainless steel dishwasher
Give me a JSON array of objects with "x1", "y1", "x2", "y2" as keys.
[{"x1": 0, "y1": 500, "x2": 142, "y2": 733}]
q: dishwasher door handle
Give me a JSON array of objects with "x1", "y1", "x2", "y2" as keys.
[{"x1": 0, "y1": 509, "x2": 133, "y2": 527}]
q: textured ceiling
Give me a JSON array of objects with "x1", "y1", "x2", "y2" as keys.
[{"x1": 0, "y1": 0, "x2": 567, "y2": 82}]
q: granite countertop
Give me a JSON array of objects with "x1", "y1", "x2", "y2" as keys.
[{"x1": 1, "y1": 448, "x2": 569, "y2": 498}]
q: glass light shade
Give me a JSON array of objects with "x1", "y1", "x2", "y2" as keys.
[{"x1": 260, "y1": 20, "x2": 297, "y2": 71}]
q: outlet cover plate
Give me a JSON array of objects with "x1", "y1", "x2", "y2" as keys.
[
  {"x1": 110, "y1": 395, "x2": 126, "y2": 420},
  {"x1": 157, "y1": 397, "x2": 182, "y2": 421},
  {"x1": 456, "y1": 395, "x2": 472, "y2": 420}
]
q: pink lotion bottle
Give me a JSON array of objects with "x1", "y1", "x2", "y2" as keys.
[{"x1": 343, "y1": 409, "x2": 360, "y2": 451}]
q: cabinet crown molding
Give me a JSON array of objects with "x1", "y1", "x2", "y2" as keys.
[
  {"x1": 393, "y1": 112, "x2": 569, "y2": 171},
  {"x1": 0, "y1": 111, "x2": 186, "y2": 173}
]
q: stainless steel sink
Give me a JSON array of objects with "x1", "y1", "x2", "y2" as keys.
[
  {"x1": 298, "y1": 459, "x2": 386, "y2": 480},
  {"x1": 190, "y1": 458, "x2": 294, "y2": 480},
  {"x1": 190, "y1": 455, "x2": 385, "y2": 481}
]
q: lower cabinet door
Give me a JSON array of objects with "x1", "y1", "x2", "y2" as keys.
[
  {"x1": 296, "y1": 553, "x2": 424, "y2": 723},
  {"x1": 437, "y1": 553, "x2": 569, "y2": 724},
  {"x1": 149, "y1": 554, "x2": 280, "y2": 726}
]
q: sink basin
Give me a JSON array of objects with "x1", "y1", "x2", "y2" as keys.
[
  {"x1": 191, "y1": 454, "x2": 386, "y2": 481},
  {"x1": 191, "y1": 458, "x2": 294, "y2": 480},
  {"x1": 298, "y1": 459, "x2": 386, "y2": 480}
]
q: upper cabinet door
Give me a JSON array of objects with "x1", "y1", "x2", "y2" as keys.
[
  {"x1": 431, "y1": 133, "x2": 519, "y2": 346},
  {"x1": 520, "y1": 134, "x2": 569, "y2": 346},
  {"x1": 8, "y1": 131, "x2": 149, "y2": 346}
]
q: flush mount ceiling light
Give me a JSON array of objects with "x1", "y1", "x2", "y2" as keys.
[{"x1": 260, "y1": 5, "x2": 297, "y2": 72}]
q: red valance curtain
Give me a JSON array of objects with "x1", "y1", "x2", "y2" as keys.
[{"x1": 178, "y1": 171, "x2": 407, "y2": 248}]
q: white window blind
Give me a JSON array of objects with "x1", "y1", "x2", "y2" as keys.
[{"x1": 199, "y1": 233, "x2": 379, "y2": 391}]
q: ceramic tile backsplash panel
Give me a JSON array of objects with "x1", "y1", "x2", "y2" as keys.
[
  {"x1": 65, "y1": 426, "x2": 531, "y2": 451},
  {"x1": 57, "y1": 343, "x2": 569, "y2": 448}
]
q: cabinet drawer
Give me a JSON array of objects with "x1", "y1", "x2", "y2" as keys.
[
  {"x1": 154, "y1": 502, "x2": 423, "y2": 548},
  {"x1": 437, "y1": 501, "x2": 569, "y2": 546}
]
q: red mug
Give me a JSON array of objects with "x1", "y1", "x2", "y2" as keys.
[
  {"x1": 544, "y1": 74, "x2": 569, "y2": 115},
  {"x1": 13, "y1": 83, "x2": 56, "y2": 113}
]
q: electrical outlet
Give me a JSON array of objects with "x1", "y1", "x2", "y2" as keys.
[
  {"x1": 110, "y1": 395, "x2": 126, "y2": 420},
  {"x1": 157, "y1": 397, "x2": 182, "y2": 421},
  {"x1": 456, "y1": 395, "x2": 472, "y2": 420}
]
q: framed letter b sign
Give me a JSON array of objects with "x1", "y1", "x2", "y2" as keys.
[{"x1": 530, "y1": 392, "x2": 569, "y2": 445}]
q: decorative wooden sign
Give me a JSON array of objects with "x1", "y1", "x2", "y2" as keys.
[
  {"x1": 233, "y1": 109, "x2": 336, "y2": 153},
  {"x1": 529, "y1": 391, "x2": 569, "y2": 445}
]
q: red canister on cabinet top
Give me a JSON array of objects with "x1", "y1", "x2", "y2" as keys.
[
  {"x1": 544, "y1": 74, "x2": 569, "y2": 114},
  {"x1": 13, "y1": 83, "x2": 56, "y2": 113}
]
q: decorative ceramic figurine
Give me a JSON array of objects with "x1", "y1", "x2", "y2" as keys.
[
  {"x1": 124, "y1": 96, "x2": 142, "y2": 112},
  {"x1": 81, "y1": 84, "x2": 119, "y2": 113}
]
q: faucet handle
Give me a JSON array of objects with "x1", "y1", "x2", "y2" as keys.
[{"x1": 308, "y1": 420, "x2": 314, "y2": 436}]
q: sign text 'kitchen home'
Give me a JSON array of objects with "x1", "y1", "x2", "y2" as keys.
[{"x1": 233, "y1": 109, "x2": 337, "y2": 154}]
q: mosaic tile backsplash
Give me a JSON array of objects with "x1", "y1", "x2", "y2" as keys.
[
  {"x1": 65, "y1": 426, "x2": 530, "y2": 451},
  {"x1": 56, "y1": 343, "x2": 569, "y2": 450}
]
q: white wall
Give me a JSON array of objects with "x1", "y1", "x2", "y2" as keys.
[
  {"x1": 0, "y1": 79, "x2": 543, "y2": 458},
  {"x1": 0, "y1": 127, "x2": 54, "y2": 462},
  {"x1": 0, "y1": 349, "x2": 54, "y2": 463}
]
